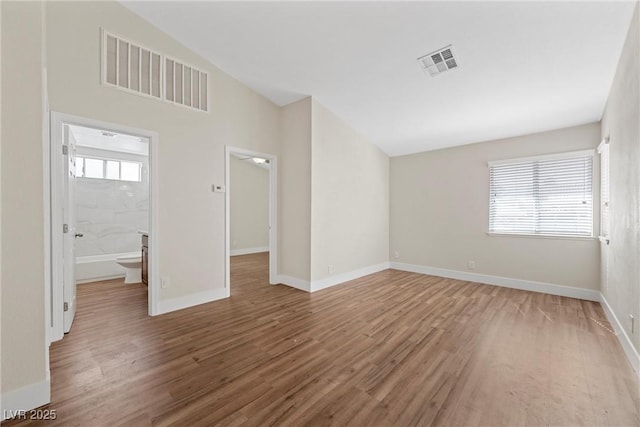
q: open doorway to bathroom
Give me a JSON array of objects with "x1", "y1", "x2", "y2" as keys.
[
  {"x1": 71, "y1": 125, "x2": 149, "y2": 295},
  {"x1": 225, "y1": 147, "x2": 278, "y2": 297},
  {"x1": 49, "y1": 113, "x2": 158, "y2": 342}
]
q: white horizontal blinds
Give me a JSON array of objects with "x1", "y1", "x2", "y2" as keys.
[
  {"x1": 599, "y1": 143, "x2": 610, "y2": 237},
  {"x1": 102, "y1": 31, "x2": 161, "y2": 99},
  {"x1": 165, "y1": 57, "x2": 208, "y2": 111},
  {"x1": 489, "y1": 152, "x2": 593, "y2": 237},
  {"x1": 490, "y1": 162, "x2": 536, "y2": 234}
]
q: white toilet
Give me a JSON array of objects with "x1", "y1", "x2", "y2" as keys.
[{"x1": 116, "y1": 254, "x2": 142, "y2": 284}]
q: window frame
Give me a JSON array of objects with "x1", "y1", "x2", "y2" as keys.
[
  {"x1": 76, "y1": 154, "x2": 143, "y2": 183},
  {"x1": 598, "y1": 137, "x2": 610, "y2": 244},
  {"x1": 487, "y1": 149, "x2": 596, "y2": 240}
]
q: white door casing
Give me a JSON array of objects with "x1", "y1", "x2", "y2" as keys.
[
  {"x1": 225, "y1": 146, "x2": 278, "y2": 296},
  {"x1": 49, "y1": 112, "x2": 160, "y2": 343}
]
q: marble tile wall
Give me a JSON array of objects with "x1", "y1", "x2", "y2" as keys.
[{"x1": 75, "y1": 172, "x2": 149, "y2": 257}]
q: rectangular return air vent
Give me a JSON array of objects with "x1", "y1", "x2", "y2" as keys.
[
  {"x1": 101, "y1": 29, "x2": 208, "y2": 112},
  {"x1": 417, "y1": 45, "x2": 458, "y2": 77},
  {"x1": 103, "y1": 31, "x2": 162, "y2": 98},
  {"x1": 165, "y1": 57, "x2": 208, "y2": 112}
]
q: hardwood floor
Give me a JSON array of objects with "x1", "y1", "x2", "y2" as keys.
[{"x1": 4, "y1": 252, "x2": 639, "y2": 426}]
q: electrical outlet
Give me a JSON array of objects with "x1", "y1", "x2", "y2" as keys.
[
  {"x1": 393, "y1": 251, "x2": 400, "y2": 259},
  {"x1": 631, "y1": 315, "x2": 635, "y2": 333},
  {"x1": 161, "y1": 277, "x2": 170, "y2": 289},
  {"x1": 467, "y1": 260, "x2": 476, "y2": 270},
  {"x1": 328, "y1": 264, "x2": 334, "y2": 274}
]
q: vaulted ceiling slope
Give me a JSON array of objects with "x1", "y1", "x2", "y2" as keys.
[{"x1": 122, "y1": 1, "x2": 636, "y2": 156}]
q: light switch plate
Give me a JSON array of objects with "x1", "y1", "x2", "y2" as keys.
[{"x1": 212, "y1": 184, "x2": 226, "y2": 193}]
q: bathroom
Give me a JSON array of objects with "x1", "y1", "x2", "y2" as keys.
[{"x1": 70, "y1": 125, "x2": 149, "y2": 289}]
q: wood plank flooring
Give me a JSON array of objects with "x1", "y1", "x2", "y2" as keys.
[{"x1": 4, "y1": 252, "x2": 639, "y2": 426}]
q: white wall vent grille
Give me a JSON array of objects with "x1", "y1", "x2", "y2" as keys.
[
  {"x1": 102, "y1": 31, "x2": 162, "y2": 99},
  {"x1": 101, "y1": 29, "x2": 209, "y2": 113},
  {"x1": 418, "y1": 45, "x2": 459, "y2": 77},
  {"x1": 165, "y1": 57, "x2": 208, "y2": 112}
]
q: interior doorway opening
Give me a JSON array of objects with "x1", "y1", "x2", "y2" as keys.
[
  {"x1": 49, "y1": 113, "x2": 159, "y2": 342},
  {"x1": 225, "y1": 146, "x2": 278, "y2": 296}
]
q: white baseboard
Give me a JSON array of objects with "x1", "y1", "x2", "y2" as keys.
[
  {"x1": 76, "y1": 274, "x2": 124, "y2": 285},
  {"x1": 599, "y1": 294, "x2": 640, "y2": 375},
  {"x1": 310, "y1": 262, "x2": 391, "y2": 292},
  {"x1": 275, "y1": 262, "x2": 391, "y2": 293},
  {"x1": 389, "y1": 262, "x2": 601, "y2": 302},
  {"x1": 230, "y1": 247, "x2": 269, "y2": 256},
  {"x1": 1, "y1": 379, "x2": 50, "y2": 420},
  {"x1": 275, "y1": 275, "x2": 310, "y2": 292},
  {"x1": 157, "y1": 288, "x2": 227, "y2": 315}
]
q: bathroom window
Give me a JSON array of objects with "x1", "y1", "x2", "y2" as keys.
[{"x1": 77, "y1": 156, "x2": 142, "y2": 182}]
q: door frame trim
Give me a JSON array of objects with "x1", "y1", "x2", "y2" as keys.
[
  {"x1": 49, "y1": 112, "x2": 160, "y2": 342},
  {"x1": 225, "y1": 146, "x2": 278, "y2": 296}
]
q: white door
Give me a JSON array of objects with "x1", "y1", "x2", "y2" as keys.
[{"x1": 63, "y1": 125, "x2": 78, "y2": 332}]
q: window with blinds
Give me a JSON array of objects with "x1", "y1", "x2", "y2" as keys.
[
  {"x1": 598, "y1": 140, "x2": 610, "y2": 239},
  {"x1": 489, "y1": 150, "x2": 594, "y2": 237}
]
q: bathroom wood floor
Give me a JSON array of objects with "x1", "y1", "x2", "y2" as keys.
[{"x1": 3, "y1": 252, "x2": 638, "y2": 426}]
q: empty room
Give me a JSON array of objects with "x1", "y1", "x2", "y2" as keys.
[{"x1": 1, "y1": 1, "x2": 639, "y2": 426}]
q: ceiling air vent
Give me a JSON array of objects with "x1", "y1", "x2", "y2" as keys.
[{"x1": 418, "y1": 45, "x2": 458, "y2": 77}]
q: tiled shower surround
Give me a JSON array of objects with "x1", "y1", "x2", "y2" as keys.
[{"x1": 75, "y1": 176, "x2": 148, "y2": 257}]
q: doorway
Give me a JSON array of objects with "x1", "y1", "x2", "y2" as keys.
[
  {"x1": 225, "y1": 146, "x2": 278, "y2": 296},
  {"x1": 49, "y1": 113, "x2": 159, "y2": 342}
]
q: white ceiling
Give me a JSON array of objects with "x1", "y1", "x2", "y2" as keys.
[
  {"x1": 231, "y1": 152, "x2": 271, "y2": 170},
  {"x1": 122, "y1": 1, "x2": 636, "y2": 156},
  {"x1": 69, "y1": 125, "x2": 149, "y2": 156}
]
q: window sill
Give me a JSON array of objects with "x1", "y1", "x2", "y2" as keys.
[{"x1": 487, "y1": 232, "x2": 596, "y2": 242}]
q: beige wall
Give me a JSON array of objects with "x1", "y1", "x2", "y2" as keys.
[
  {"x1": 601, "y1": 3, "x2": 640, "y2": 352},
  {"x1": 390, "y1": 123, "x2": 601, "y2": 290},
  {"x1": 310, "y1": 100, "x2": 389, "y2": 281},
  {"x1": 278, "y1": 97, "x2": 390, "y2": 284},
  {"x1": 46, "y1": 0, "x2": 281, "y2": 301},
  {"x1": 2, "y1": 0, "x2": 634, "y2": 411},
  {"x1": 1, "y1": 0, "x2": 48, "y2": 399},
  {"x1": 279, "y1": 98, "x2": 312, "y2": 281},
  {"x1": 230, "y1": 156, "x2": 269, "y2": 253}
]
